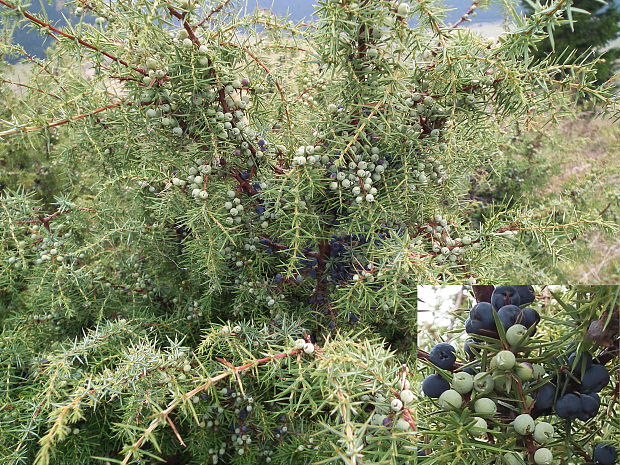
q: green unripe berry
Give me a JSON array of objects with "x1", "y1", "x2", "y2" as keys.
[
  {"x1": 474, "y1": 398, "x2": 496, "y2": 415},
  {"x1": 400, "y1": 389, "x2": 414, "y2": 404},
  {"x1": 503, "y1": 452, "x2": 525, "y2": 465},
  {"x1": 515, "y1": 362, "x2": 534, "y2": 381},
  {"x1": 506, "y1": 324, "x2": 528, "y2": 347},
  {"x1": 438, "y1": 389, "x2": 462, "y2": 410},
  {"x1": 492, "y1": 350, "x2": 516, "y2": 371},
  {"x1": 396, "y1": 418, "x2": 411, "y2": 431},
  {"x1": 391, "y1": 398, "x2": 403, "y2": 411},
  {"x1": 494, "y1": 375, "x2": 512, "y2": 393},
  {"x1": 371, "y1": 414, "x2": 387, "y2": 425},
  {"x1": 146, "y1": 58, "x2": 158, "y2": 70},
  {"x1": 450, "y1": 372, "x2": 473, "y2": 394},
  {"x1": 513, "y1": 413, "x2": 535, "y2": 435},
  {"x1": 397, "y1": 2, "x2": 410, "y2": 16},
  {"x1": 473, "y1": 372, "x2": 494, "y2": 395},
  {"x1": 533, "y1": 422, "x2": 554, "y2": 444},
  {"x1": 533, "y1": 448, "x2": 553, "y2": 465},
  {"x1": 470, "y1": 416, "x2": 487, "y2": 433}
]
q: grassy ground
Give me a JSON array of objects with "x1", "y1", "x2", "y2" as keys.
[{"x1": 532, "y1": 114, "x2": 620, "y2": 282}]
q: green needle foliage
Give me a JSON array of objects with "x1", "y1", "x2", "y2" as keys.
[
  {"x1": 0, "y1": 0, "x2": 618, "y2": 464},
  {"x1": 416, "y1": 285, "x2": 619, "y2": 465},
  {"x1": 523, "y1": 0, "x2": 620, "y2": 85}
]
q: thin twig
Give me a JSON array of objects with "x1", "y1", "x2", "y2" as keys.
[
  {"x1": 119, "y1": 348, "x2": 302, "y2": 465},
  {"x1": 451, "y1": 0, "x2": 478, "y2": 28},
  {"x1": 195, "y1": 0, "x2": 234, "y2": 28},
  {"x1": 0, "y1": 0, "x2": 146, "y2": 75},
  {"x1": 0, "y1": 102, "x2": 125, "y2": 137},
  {"x1": 1, "y1": 79, "x2": 62, "y2": 100}
]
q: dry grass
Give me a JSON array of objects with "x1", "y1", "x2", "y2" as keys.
[{"x1": 535, "y1": 114, "x2": 620, "y2": 282}]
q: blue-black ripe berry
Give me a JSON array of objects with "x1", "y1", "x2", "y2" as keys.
[
  {"x1": 594, "y1": 443, "x2": 617, "y2": 465},
  {"x1": 568, "y1": 351, "x2": 593, "y2": 373},
  {"x1": 533, "y1": 382, "x2": 557, "y2": 412},
  {"x1": 491, "y1": 285, "x2": 521, "y2": 310},
  {"x1": 465, "y1": 318, "x2": 482, "y2": 335},
  {"x1": 422, "y1": 374, "x2": 450, "y2": 398},
  {"x1": 497, "y1": 305, "x2": 522, "y2": 329},
  {"x1": 577, "y1": 393, "x2": 600, "y2": 420},
  {"x1": 555, "y1": 393, "x2": 581, "y2": 419},
  {"x1": 520, "y1": 307, "x2": 540, "y2": 329},
  {"x1": 429, "y1": 343, "x2": 456, "y2": 370},
  {"x1": 579, "y1": 364, "x2": 610, "y2": 393},
  {"x1": 513, "y1": 285, "x2": 535, "y2": 304},
  {"x1": 469, "y1": 302, "x2": 497, "y2": 332}
]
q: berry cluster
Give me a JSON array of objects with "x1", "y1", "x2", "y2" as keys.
[
  {"x1": 6, "y1": 221, "x2": 84, "y2": 270},
  {"x1": 365, "y1": 379, "x2": 415, "y2": 433},
  {"x1": 411, "y1": 213, "x2": 479, "y2": 266},
  {"x1": 420, "y1": 286, "x2": 616, "y2": 465}
]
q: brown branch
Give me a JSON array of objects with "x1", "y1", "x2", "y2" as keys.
[
  {"x1": 258, "y1": 236, "x2": 321, "y2": 259},
  {"x1": 165, "y1": 415, "x2": 186, "y2": 447},
  {"x1": 0, "y1": 102, "x2": 125, "y2": 137},
  {"x1": 195, "y1": 0, "x2": 234, "y2": 28},
  {"x1": 1, "y1": 79, "x2": 62, "y2": 100},
  {"x1": 230, "y1": 170, "x2": 258, "y2": 196},
  {"x1": 119, "y1": 348, "x2": 303, "y2": 465},
  {"x1": 15, "y1": 206, "x2": 97, "y2": 228},
  {"x1": 0, "y1": 0, "x2": 146, "y2": 75},
  {"x1": 451, "y1": 0, "x2": 479, "y2": 28}
]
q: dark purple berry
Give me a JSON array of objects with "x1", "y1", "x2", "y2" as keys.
[
  {"x1": 465, "y1": 318, "x2": 483, "y2": 335},
  {"x1": 568, "y1": 351, "x2": 593, "y2": 374},
  {"x1": 470, "y1": 302, "x2": 496, "y2": 331},
  {"x1": 533, "y1": 382, "x2": 557, "y2": 411},
  {"x1": 491, "y1": 285, "x2": 521, "y2": 310},
  {"x1": 422, "y1": 374, "x2": 450, "y2": 398},
  {"x1": 520, "y1": 307, "x2": 540, "y2": 329},
  {"x1": 579, "y1": 364, "x2": 610, "y2": 393},
  {"x1": 497, "y1": 305, "x2": 521, "y2": 329},
  {"x1": 578, "y1": 393, "x2": 600, "y2": 420},
  {"x1": 555, "y1": 393, "x2": 581, "y2": 419},
  {"x1": 594, "y1": 443, "x2": 617, "y2": 465},
  {"x1": 429, "y1": 343, "x2": 456, "y2": 370},
  {"x1": 514, "y1": 285, "x2": 535, "y2": 304}
]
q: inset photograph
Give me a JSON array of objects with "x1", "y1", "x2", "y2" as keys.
[{"x1": 415, "y1": 285, "x2": 619, "y2": 465}]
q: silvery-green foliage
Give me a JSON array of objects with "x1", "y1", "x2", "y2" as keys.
[{"x1": 0, "y1": 0, "x2": 617, "y2": 464}]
